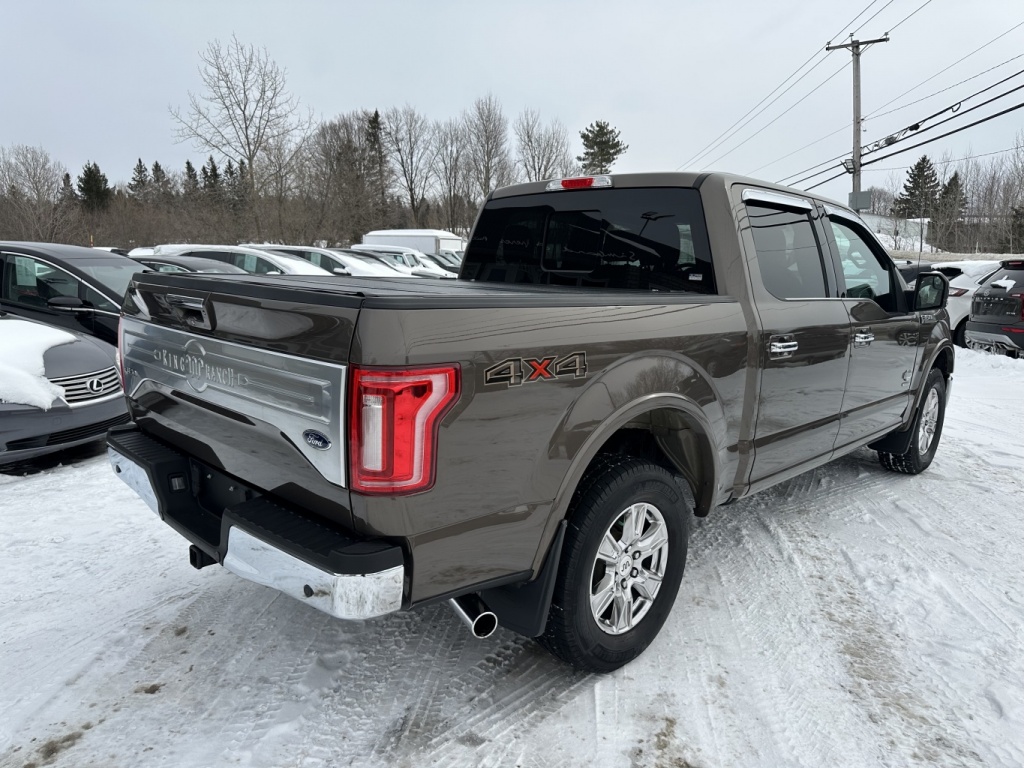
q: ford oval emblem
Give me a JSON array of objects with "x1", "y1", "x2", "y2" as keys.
[{"x1": 303, "y1": 430, "x2": 332, "y2": 451}]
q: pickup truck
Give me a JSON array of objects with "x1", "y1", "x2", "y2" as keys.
[{"x1": 108, "y1": 172, "x2": 953, "y2": 672}]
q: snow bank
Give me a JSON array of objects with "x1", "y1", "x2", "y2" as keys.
[{"x1": 0, "y1": 320, "x2": 77, "y2": 409}]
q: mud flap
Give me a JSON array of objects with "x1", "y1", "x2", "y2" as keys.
[{"x1": 480, "y1": 521, "x2": 567, "y2": 638}]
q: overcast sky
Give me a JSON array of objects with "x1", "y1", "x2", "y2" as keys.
[{"x1": 2, "y1": 0, "x2": 1022, "y2": 204}]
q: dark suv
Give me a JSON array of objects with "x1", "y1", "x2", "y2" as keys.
[{"x1": 966, "y1": 259, "x2": 1024, "y2": 358}]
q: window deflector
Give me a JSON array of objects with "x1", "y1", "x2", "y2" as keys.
[{"x1": 742, "y1": 188, "x2": 813, "y2": 211}]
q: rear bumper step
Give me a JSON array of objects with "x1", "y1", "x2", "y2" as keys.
[{"x1": 107, "y1": 424, "x2": 405, "y2": 620}]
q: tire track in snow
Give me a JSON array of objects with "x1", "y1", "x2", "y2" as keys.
[{"x1": 745, "y1": 453, "x2": 990, "y2": 767}]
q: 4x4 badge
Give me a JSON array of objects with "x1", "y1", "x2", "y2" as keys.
[{"x1": 484, "y1": 352, "x2": 587, "y2": 387}]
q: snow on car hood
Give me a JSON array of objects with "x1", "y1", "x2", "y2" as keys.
[{"x1": 0, "y1": 319, "x2": 77, "y2": 410}]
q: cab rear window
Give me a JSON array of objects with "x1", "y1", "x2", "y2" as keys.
[{"x1": 463, "y1": 187, "x2": 716, "y2": 293}]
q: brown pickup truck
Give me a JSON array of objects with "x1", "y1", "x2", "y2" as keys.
[{"x1": 108, "y1": 172, "x2": 953, "y2": 672}]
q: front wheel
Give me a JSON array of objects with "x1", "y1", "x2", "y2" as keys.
[
  {"x1": 539, "y1": 457, "x2": 689, "y2": 672},
  {"x1": 878, "y1": 368, "x2": 946, "y2": 475}
]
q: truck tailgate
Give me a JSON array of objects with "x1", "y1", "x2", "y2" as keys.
[{"x1": 120, "y1": 273, "x2": 363, "y2": 527}]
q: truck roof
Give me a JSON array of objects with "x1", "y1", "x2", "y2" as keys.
[{"x1": 490, "y1": 171, "x2": 849, "y2": 212}]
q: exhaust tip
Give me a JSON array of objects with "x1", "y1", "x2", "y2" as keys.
[
  {"x1": 449, "y1": 595, "x2": 499, "y2": 638},
  {"x1": 471, "y1": 611, "x2": 498, "y2": 639}
]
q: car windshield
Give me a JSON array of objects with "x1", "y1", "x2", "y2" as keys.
[{"x1": 74, "y1": 257, "x2": 148, "y2": 297}]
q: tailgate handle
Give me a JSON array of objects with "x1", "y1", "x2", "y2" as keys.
[{"x1": 166, "y1": 294, "x2": 212, "y2": 330}]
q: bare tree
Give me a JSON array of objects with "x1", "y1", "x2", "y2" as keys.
[
  {"x1": 382, "y1": 105, "x2": 434, "y2": 227},
  {"x1": 431, "y1": 118, "x2": 474, "y2": 232},
  {"x1": 170, "y1": 35, "x2": 313, "y2": 238},
  {"x1": 464, "y1": 94, "x2": 515, "y2": 200},
  {"x1": 514, "y1": 109, "x2": 578, "y2": 182},
  {"x1": 0, "y1": 144, "x2": 79, "y2": 241}
]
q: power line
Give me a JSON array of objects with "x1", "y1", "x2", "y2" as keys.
[
  {"x1": 851, "y1": 0, "x2": 897, "y2": 35},
  {"x1": 779, "y1": 65, "x2": 1024, "y2": 185},
  {"x1": 676, "y1": 0, "x2": 888, "y2": 170},
  {"x1": 864, "y1": 19, "x2": 1024, "y2": 119},
  {"x1": 700, "y1": 59, "x2": 851, "y2": 169},
  {"x1": 862, "y1": 100, "x2": 1024, "y2": 166},
  {"x1": 861, "y1": 146, "x2": 1019, "y2": 171},
  {"x1": 677, "y1": 54, "x2": 831, "y2": 169},
  {"x1": 748, "y1": 122, "x2": 849, "y2": 176},
  {"x1": 804, "y1": 100, "x2": 1024, "y2": 190},
  {"x1": 883, "y1": 0, "x2": 935, "y2": 34},
  {"x1": 864, "y1": 79, "x2": 1024, "y2": 156},
  {"x1": 765, "y1": 51, "x2": 1024, "y2": 180},
  {"x1": 868, "y1": 53, "x2": 1024, "y2": 121}
]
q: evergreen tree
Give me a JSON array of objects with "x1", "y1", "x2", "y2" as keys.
[
  {"x1": 365, "y1": 109, "x2": 390, "y2": 223},
  {"x1": 128, "y1": 158, "x2": 150, "y2": 197},
  {"x1": 201, "y1": 155, "x2": 221, "y2": 193},
  {"x1": 59, "y1": 172, "x2": 77, "y2": 203},
  {"x1": 183, "y1": 160, "x2": 200, "y2": 197},
  {"x1": 150, "y1": 161, "x2": 173, "y2": 200},
  {"x1": 894, "y1": 155, "x2": 940, "y2": 220},
  {"x1": 933, "y1": 171, "x2": 966, "y2": 250},
  {"x1": 76, "y1": 161, "x2": 112, "y2": 211},
  {"x1": 577, "y1": 120, "x2": 628, "y2": 174}
]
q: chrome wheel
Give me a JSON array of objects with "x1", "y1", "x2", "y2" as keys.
[
  {"x1": 590, "y1": 502, "x2": 669, "y2": 635},
  {"x1": 918, "y1": 387, "x2": 940, "y2": 453}
]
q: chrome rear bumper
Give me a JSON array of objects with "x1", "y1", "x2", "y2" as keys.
[{"x1": 223, "y1": 527, "x2": 404, "y2": 620}]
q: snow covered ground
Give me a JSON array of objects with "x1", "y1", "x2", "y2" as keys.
[{"x1": 1, "y1": 350, "x2": 1022, "y2": 768}]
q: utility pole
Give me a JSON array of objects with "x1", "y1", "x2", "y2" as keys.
[{"x1": 826, "y1": 35, "x2": 889, "y2": 210}]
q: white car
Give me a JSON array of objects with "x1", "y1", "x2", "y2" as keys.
[
  {"x1": 931, "y1": 260, "x2": 1001, "y2": 347},
  {"x1": 152, "y1": 245, "x2": 331, "y2": 277},
  {"x1": 349, "y1": 244, "x2": 454, "y2": 278},
  {"x1": 245, "y1": 245, "x2": 399, "y2": 278}
]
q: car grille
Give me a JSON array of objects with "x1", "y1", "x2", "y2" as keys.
[
  {"x1": 5, "y1": 413, "x2": 131, "y2": 451},
  {"x1": 48, "y1": 367, "x2": 122, "y2": 405}
]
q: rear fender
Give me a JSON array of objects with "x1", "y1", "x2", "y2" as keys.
[{"x1": 545, "y1": 352, "x2": 725, "y2": 530}]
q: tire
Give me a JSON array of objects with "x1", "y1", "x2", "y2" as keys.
[
  {"x1": 539, "y1": 455, "x2": 689, "y2": 672},
  {"x1": 953, "y1": 319, "x2": 967, "y2": 348},
  {"x1": 878, "y1": 368, "x2": 946, "y2": 475}
]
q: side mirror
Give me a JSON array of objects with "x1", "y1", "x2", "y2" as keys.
[
  {"x1": 267, "y1": 270, "x2": 282, "y2": 275},
  {"x1": 913, "y1": 272, "x2": 949, "y2": 311},
  {"x1": 47, "y1": 296, "x2": 87, "y2": 312},
  {"x1": 333, "y1": 268, "x2": 351, "y2": 275}
]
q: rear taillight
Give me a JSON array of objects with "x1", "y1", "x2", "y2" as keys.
[
  {"x1": 348, "y1": 365, "x2": 460, "y2": 494},
  {"x1": 948, "y1": 287, "x2": 968, "y2": 297}
]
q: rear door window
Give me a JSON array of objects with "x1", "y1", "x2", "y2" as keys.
[
  {"x1": 463, "y1": 187, "x2": 716, "y2": 293},
  {"x1": 746, "y1": 204, "x2": 828, "y2": 299}
]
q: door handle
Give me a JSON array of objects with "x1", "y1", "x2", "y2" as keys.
[
  {"x1": 769, "y1": 339, "x2": 799, "y2": 358},
  {"x1": 854, "y1": 330, "x2": 875, "y2": 347}
]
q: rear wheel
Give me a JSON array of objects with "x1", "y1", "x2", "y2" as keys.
[
  {"x1": 878, "y1": 368, "x2": 946, "y2": 475},
  {"x1": 539, "y1": 456, "x2": 688, "y2": 672}
]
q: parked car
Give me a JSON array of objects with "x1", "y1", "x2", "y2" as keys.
[
  {"x1": 1, "y1": 312, "x2": 128, "y2": 465},
  {"x1": 152, "y1": 245, "x2": 332, "y2": 277},
  {"x1": 965, "y1": 259, "x2": 1024, "y2": 358},
  {"x1": 361, "y1": 228, "x2": 464, "y2": 256},
  {"x1": 330, "y1": 248, "x2": 411, "y2": 276},
  {"x1": 929, "y1": 260, "x2": 1001, "y2": 346},
  {"x1": 0, "y1": 242, "x2": 149, "y2": 345},
  {"x1": 350, "y1": 244, "x2": 454, "y2": 278},
  {"x1": 134, "y1": 255, "x2": 249, "y2": 274},
  {"x1": 244, "y1": 245, "x2": 399, "y2": 277}
]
